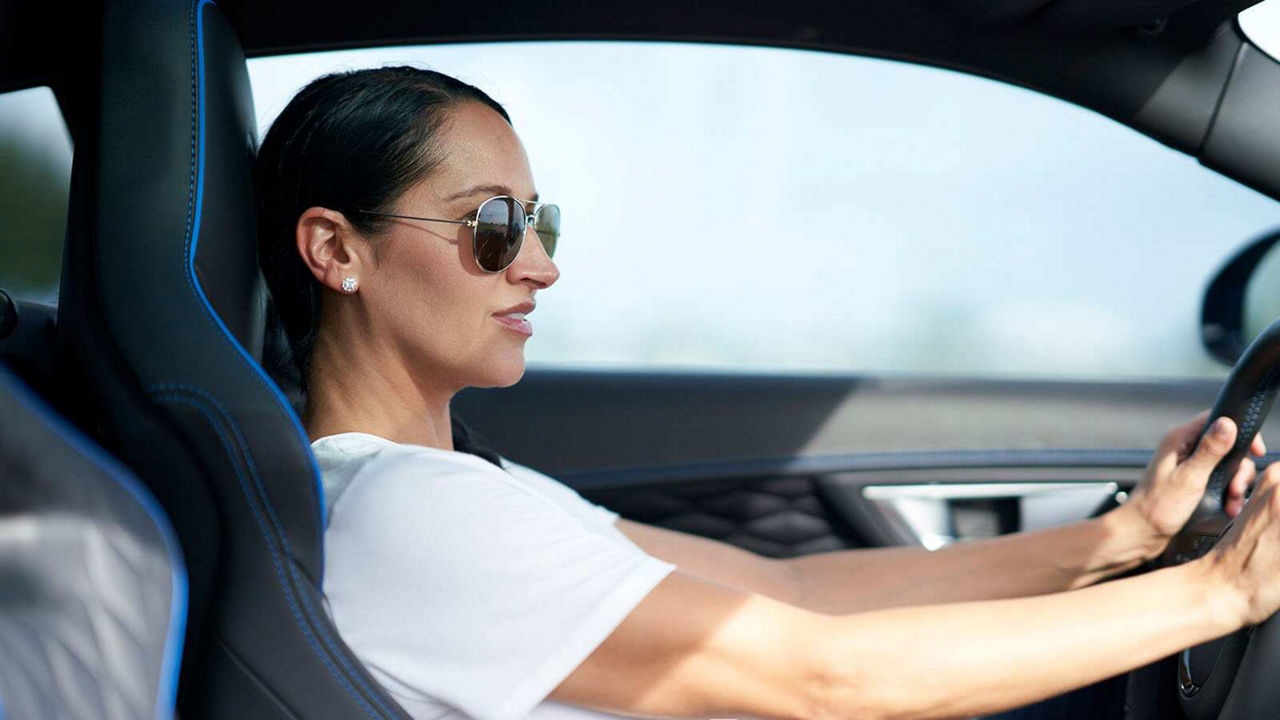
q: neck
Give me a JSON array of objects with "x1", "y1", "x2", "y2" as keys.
[{"x1": 302, "y1": 327, "x2": 456, "y2": 451}]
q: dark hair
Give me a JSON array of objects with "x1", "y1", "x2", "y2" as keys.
[{"x1": 256, "y1": 66, "x2": 508, "y2": 466}]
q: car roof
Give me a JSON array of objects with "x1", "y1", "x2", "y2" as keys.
[
  {"x1": 3, "y1": 0, "x2": 1277, "y2": 201},
  {"x1": 1, "y1": 0, "x2": 1256, "y2": 93}
]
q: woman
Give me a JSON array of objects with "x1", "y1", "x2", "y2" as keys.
[{"x1": 255, "y1": 66, "x2": 1280, "y2": 720}]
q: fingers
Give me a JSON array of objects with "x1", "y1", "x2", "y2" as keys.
[
  {"x1": 1221, "y1": 467, "x2": 1274, "y2": 552},
  {"x1": 1246, "y1": 464, "x2": 1280, "y2": 516},
  {"x1": 1181, "y1": 417, "x2": 1239, "y2": 478},
  {"x1": 1226, "y1": 459, "x2": 1258, "y2": 518},
  {"x1": 1175, "y1": 409, "x2": 1265, "y2": 458},
  {"x1": 1263, "y1": 464, "x2": 1280, "y2": 503},
  {"x1": 1239, "y1": 465, "x2": 1280, "y2": 533}
]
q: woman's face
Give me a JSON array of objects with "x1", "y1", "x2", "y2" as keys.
[{"x1": 358, "y1": 101, "x2": 559, "y2": 391}]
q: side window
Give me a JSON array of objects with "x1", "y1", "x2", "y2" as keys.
[
  {"x1": 1242, "y1": 0, "x2": 1280, "y2": 62},
  {"x1": 0, "y1": 87, "x2": 72, "y2": 303},
  {"x1": 249, "y1": 43, "x2": 1280, "y2": 380}
]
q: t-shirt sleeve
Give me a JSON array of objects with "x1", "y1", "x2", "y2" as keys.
[
  {"x1": 499, "y1": 457, "x2": 621, "y2": 529},
  {"x1": 322, "y1": 451, "x2": 677, "y2": 720}
]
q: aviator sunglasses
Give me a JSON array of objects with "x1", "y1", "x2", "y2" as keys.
[{"x1": 358, "y1": 195, "x2": 560, "y2": 273}]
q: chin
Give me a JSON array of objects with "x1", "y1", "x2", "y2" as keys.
[{"x1": 475, "y1": 353, "x2": 527, "y2": 388}]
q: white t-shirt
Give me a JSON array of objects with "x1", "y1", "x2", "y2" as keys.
[{"x1": 312, "y1": 432, "x2": 677, "y2": 720}]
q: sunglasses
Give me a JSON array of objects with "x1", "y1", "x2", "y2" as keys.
[{"x1": 357, "y1": 195, "x2": 560, "y2": 273}]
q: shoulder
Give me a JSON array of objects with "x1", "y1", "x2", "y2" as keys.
[
  {"x1": 322, "y1": 442, "x2": 588, "y2": 553},
  {"x1": 501, "y1": 458, "x2": 621, "y2": 528},
  {"x1": 321, "y1": 442, "x2": 669, "y2": 605},
  {"x1": 335, "y1": 442, "x2": 540, "y2": 514},
  {"x1": 499, "y1": 457, "x2": 580, "y2": 502}
]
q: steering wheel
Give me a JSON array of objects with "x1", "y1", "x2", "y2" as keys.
[{"x1": 1160, "y1": 318, "x2": 1280, "y2": 720}]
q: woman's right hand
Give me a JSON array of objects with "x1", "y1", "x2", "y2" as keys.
[{"x1": 1203, "y1": 461, "x2": 1280, "y2": 627}]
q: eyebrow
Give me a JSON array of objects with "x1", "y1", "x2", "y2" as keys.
[{"x1": 444, "y1": 184, "x2": 540, "y2": 203}]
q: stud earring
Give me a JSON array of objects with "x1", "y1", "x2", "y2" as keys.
[{"x1": 340, "y1": 277, "x2": 359, "y2": 294}]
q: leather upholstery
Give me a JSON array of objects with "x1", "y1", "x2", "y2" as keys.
[
  {"x1": 584, "y1": 475, "x2": 864, "y2": 558},
  {"x1": 0, "y1": 366, "x2": 185, "y2": 720},
  {"x1": 56, "y1": 1, "x2": 409, "y2": 717}
]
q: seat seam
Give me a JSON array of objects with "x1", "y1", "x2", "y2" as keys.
[
  {"x1": 182, "y1": 0, "x2": 325, "y2": 553},
  {"x1": 152, "y1": 389, "x2": 384, "y2": 720},
  {"x1": 151, "y1": 382, "x2": 400, "y2": 716}
]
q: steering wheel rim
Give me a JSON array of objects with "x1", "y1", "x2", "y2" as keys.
[{"x1": 1158, "y1": 318, "x2": 1280, "y2": 720}]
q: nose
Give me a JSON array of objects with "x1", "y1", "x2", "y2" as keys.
[{"x1": 506, "y1": 221, "x2": 559, "y2": 288}]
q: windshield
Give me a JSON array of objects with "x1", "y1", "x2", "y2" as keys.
[{"x1": 1241, "y1": 0, "x2": 1280, "y2": 62}]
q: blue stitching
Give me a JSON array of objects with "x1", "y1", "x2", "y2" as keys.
[
  {"x1": 148, "y1": 380, "x2": 401, "y2": 717},
  {"x1": 184, "y1": 0, "x2": 198, "y2": 302},
  {"x1": 152, "y1": 384, "x2": 301, "y2": 560},
  {"x1": 179, "y1": 2, "x2": 398, "y2": 716},
  {"x1": 152, "y1": 391, "x2": 381, "y2": 720},
  {"x1": 185, "y1": 0, "x2": 326, "y2": 555}
]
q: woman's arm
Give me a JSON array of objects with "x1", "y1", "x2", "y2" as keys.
[
  {"x1": 812, "y1": 558, "x2": 1236, "y2": 720},
  {"x1": 782, "y1": 504, "x2": 1159, "y2": 613},
  {"x1": 617, "y1": 411, "x2": 1265, "y2": 613},
  {"x1": 550, "y1": 553, "x2": 1239, "y2": 720},
  {"x1": 554, "y1": 460, "x2": 1280, "y2": 720},
  {"x1": 620, "y1": 507, "x2": 1157, "y2": 614}
]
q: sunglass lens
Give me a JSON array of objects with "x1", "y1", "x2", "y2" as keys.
[
  {"x1": 474, "y1": 197, "x2": 524, "y2": 272},
  {"x1": 533, "y1": 204, "x2": 560, "y2": 258}
]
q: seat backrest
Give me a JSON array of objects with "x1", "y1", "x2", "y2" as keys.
[
  {"x1": 56, "y1": 1, "x2": 410, "y2": 716},
  {"x1": 0, "y1": 365, "x2": 185, "y2": 720}
]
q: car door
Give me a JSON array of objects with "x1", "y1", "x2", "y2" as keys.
[
  {"x1": 333, "y1": 40, "x2": 1280, "y2": 558},
  {"x1": 456, "y1": 371, "x2": 1223, "y2": 555}
]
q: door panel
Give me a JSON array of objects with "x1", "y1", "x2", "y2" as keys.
[
  {"x1": 454, "y1": 369, "x2": 1248, "y2": 552},
  {"x1": 582, "y1": 474, "x2": 865, "y2": 558}
]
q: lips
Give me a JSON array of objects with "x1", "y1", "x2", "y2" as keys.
[
  {"x1": 493, "y1": 301, "x2": 535, "y2": 337},
  {"x1": 496, "y1": 300, "x2": 535, "y2": 316},
  {"x1": 493, "y1": 315, "x2": 532, "y2": 336}
]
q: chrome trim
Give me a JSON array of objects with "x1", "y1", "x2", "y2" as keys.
[
  {"x1": 862, "y1": 481, "x2": 1116, "y2": 499},
  {"x1": 862, "y1": 481, "x2": 1120, "y2": 549}
]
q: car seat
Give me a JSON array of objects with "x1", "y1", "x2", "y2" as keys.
[
  {"x1": 56, "y1": 0, "x2": 412, "y2": 716},
  {"x1": 0, "y1": 364, "x2": 186, "y2": 720}
]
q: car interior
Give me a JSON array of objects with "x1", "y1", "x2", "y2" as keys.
[
  {"x1": 0, "y1": 363, "x2": 185, "y2": 719},
  {"x1": 1, "y1": 0, "x2": 1280, "y2": 718}
]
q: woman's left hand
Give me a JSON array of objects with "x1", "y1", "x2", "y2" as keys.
[{"x1": 1120, "y1": 409, "x2": 1267, "y2": 558}]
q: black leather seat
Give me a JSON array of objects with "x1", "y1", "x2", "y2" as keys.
[
  {"x1": 57, "y1": 1, "x2": 411, "y2": 716},
  {"x1": 0, "y1": 365, "x2": 185, "y2": 720}
]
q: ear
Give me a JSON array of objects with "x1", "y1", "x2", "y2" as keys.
[{"x1": 295, "y1": 207, "x2": 368, "y2": 293}]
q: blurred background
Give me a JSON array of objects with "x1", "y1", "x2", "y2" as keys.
[
  {"x1": 4, "y1": 3, "x2": 1280, "y2": 380},
  {"x1": 0, "y1": 87, "x2": 70, "y2": 305}
]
